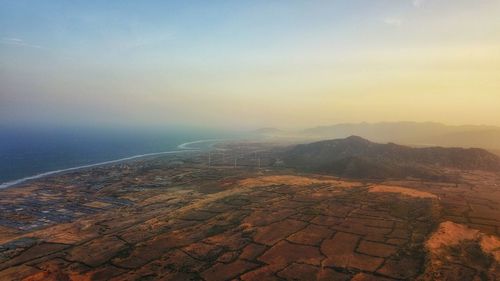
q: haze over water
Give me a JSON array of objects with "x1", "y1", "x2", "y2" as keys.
[
  {"x1": 1, "y1": 1, "x2": 499, "y2": 184},
  {"x1": 1, "y1": 1, "x2": 499, "y2": 129},
  {"x1": 1, "y1": 3, "x2": 500, "y2": 281},
  {"x1": 0, "y1": 126, "x2": 233, "y2": 184}
]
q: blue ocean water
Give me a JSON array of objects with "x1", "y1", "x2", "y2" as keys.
[{"x1": 0, "y1": 126, "x2": 234, "y2": 185}]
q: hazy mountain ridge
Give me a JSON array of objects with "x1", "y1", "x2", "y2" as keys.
[
  {"x1": 251, "y1": 128, "x2": 284, "y2": 135},
  {"x1": 302, "y1": 122, "x2": 500, "y2": 146},
  {"x1": 255, "y1": 122, "x2": 500, "y2": 150},
  {"x1": 282, "y1": 136, "x2": 500, "y2": 180}
]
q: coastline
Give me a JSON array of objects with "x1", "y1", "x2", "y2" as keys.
[
  {"x1": 0, "y1": 139, "x2": 221, "y2": 190},
  {"x1": 176, "y1": 138, "x2": 225, "y2": 150}
]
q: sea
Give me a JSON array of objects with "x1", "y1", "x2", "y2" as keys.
[{"x1": 0, "y1": 126, "x2": 239, "y2": 188}]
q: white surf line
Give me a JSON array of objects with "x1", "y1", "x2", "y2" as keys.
[
  {"x1": 177, "y1": 138, "x2": 226, "y2": 150},
  {"x1": 0, "y1": 138, "x2": 228, "y2": 190},
  {"x1": 0, "y1": 138, "x2": 226, "y2": 190},
  {"x1": 0, "y1": 149, "x2": 196, "y2": 190}
]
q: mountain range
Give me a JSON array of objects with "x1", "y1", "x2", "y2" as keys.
[
  {"x1": 281, "y1": 136, "x2": 500, "y2": 180},
  {"x1": 253, "y1": 122, "x2": 500, "y2": 152}
]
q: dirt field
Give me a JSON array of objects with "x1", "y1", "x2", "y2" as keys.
[{"x1": 0, "y1": 153, "x2": 499, "y2": 280}]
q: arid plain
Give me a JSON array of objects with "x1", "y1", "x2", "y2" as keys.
[{"x1": 1, "y1": 141, "x2": 499, "y2": 281}]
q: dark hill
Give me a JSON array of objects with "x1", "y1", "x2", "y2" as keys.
[
  {"x1": 300, "y1": 122, "x2": 500, "y2": 150},
  {"x1": 282, "y1": 136, "x2": 500, "y2": 180}
]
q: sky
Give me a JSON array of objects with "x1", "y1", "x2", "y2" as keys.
[{"x1": 1, "y1": 0, "x2": 499, "y2": 129}]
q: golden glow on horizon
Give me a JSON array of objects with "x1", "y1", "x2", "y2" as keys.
[{"x1": 1, "y1": 1, "x2": 499, "y2": 128}]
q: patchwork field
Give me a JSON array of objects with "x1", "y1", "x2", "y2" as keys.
[{"x1": 0, "y1": 150, "x2": 499, "y2": 280}]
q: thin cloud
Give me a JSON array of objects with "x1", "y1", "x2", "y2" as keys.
[
  {"x1": 412, "y1": 0, "x2": 426, "y2": 7},
  {"x1": 1, "y1": 37, "x2": 43, "y2": 49},
  {"x1": 383, "y1": 17, "x2": 403, "y2": 27}
]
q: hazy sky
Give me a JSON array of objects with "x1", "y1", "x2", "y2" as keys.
[{"x1": 1, "y1": 0, "x2": 499, "y2": 129}]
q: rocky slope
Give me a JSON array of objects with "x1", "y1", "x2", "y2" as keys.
[{"x1": 282, "y1": 136, "x2": 500, "y2": 179}]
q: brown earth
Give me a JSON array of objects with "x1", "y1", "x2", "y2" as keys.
[{"x1": 0, "y1": 151, "x2": 499, "y2": 280}]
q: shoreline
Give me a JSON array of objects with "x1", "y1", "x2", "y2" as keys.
[
  {"x1": 176, "y1": 138, "x2": 225, "y2": 150},
  {"x1": 0, "y1": 139, "x2": 221, "y2": 190}
]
